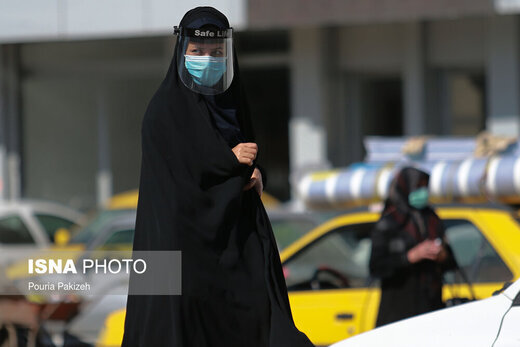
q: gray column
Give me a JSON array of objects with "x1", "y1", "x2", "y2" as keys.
[
  {"x1": 96, "y1": 86, "x2": 113, "y2": 207},
  {"x1": 486, "y1": 15, "x2": 520, "y2": 136},
  {"x1": 289, "y1": 28, "x2": 330, "y2": 173},
  {"x1": 322, "y1": 28, "x2": 349, "y2": 167},
  {"x1": 0, "y1": 46, "x2": 6, "y2": 200},
  {"x1": 3, "y1": 45, "x2": 22, "y2": 201},
  {"x1": 344, "y1": 75, "x2": 364, "y2": 164},
  {"x1": 403, "y1": 22, "x2": 427, "y2": 135}
]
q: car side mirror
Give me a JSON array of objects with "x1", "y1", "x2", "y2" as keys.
[{"x1": 54, "y1": 228, "x2": 71, "y2": 246}]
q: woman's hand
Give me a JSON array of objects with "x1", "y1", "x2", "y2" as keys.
[
  {"x1": 243, "y1": 167, "x2": 263, "y2": 196},
  {"x1": 407, "y1": 239, "x2": 443, "y2": 264},
  {"x1": 232, "y1": 143, "x2": 258, "y2": 166}
]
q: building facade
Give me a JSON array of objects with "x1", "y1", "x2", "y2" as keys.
[{"x1": 1, "y1": 0, "x2": 520, "y2": 207}]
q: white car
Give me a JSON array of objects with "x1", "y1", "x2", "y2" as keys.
[
  {"x1": 0, "y1": 200, "x2": 85, "y2": 264},
  {"x1": 331, "y1": 279, "x2": 520, "y2": 347}
]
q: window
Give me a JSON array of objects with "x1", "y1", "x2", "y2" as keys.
[
  {"x1": 101, "y1": 229, "x2": 134, "y2": 248},
  {"x1": 0, "y1": 215, "x2": 35, "y2": 244},
  {"x1": 284, "y1": 223, "x2": 374, "y2": 291},
  {"x1": 282, "y1": 218, "x2": 511, "y2": 292},
  {"x1": 69, "y1": 210, "x2": 133, "y2": 244},
  {"x1": 361, "y1": 77, "x2": 403, "y2": 137},
  {"x1": 444, "y1": 219, "x2": 512, "y2": 283},
  {"x1": 35, "y1": 214, "x2": 76, "y2": 242},
  {"x1": 271, "y1": 219, "x2": 317, "y2": 251}
]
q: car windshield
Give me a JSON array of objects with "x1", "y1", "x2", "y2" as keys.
[
  {"x1": 69, "y1": 209, "x2": 134, "y2": 244},
  {"x1": 272, "y1": 219, "x2": 317, "y2": 251},
  {"x1": 270, "y1": 211, "x2": 340, "y2": 251}
]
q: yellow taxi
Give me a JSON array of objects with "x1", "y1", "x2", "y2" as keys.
[
  {"x1": 96, "y1": 204, "x2": 520, "y2": 347},
  {"x1": 283, "y1": 205, "x2": 520, "y2": 346}
]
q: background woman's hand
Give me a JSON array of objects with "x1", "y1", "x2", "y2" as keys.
[
  {"x1": 232, "y1": 142, "x2": 258, "y2": 166},
  {"x1": 243, "y1": 167, "x2": 263, "y2": 196},
  {"x1": 407, "y1": 239, "x2": 443, "y2": 263}
]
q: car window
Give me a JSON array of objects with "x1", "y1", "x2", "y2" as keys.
[
  {"x1": 69, "y1": 210, "x2": 133, "y2": 244},
  {"x1": 283, "y1": 223, "x2": 374, "y2": 291},
  {"x1": 271, "y1": 219, "x2": 317, "y2": 251},
  {"x1": 35, "y1": 214, "x2": 77, "y2": 242},
  {"x1": 443, "y1": 219, "x2": 513, "y2": 283},
  {"x1": 0, "y1": 215, "x2": 35, "y2": 244},
  {"x1": 102, "y1": 229, "x2": 134, "y2": 246}
]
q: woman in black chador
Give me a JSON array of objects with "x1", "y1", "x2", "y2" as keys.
[
  {"x1": 369, "y1": 167, "x2": 456, "y2": 327},
  {"x1": 121, "y1": 7, "x2": 314, "y2": 347}
]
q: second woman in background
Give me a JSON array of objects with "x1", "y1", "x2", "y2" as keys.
[{"x1": 369, "y1": 167, "x2": 456, "y2": 327}]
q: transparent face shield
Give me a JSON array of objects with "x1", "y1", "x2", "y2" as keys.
[{"x1": 174, "y1": 26, "x2": 234, "y2": 95}]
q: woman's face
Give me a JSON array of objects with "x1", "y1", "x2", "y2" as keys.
[
  {"x1": 185, "y1": 41, "x2": 225, "y2": 57},
  {"x1": 416, "y1": 176, "x2": 429, "y2": 190}
]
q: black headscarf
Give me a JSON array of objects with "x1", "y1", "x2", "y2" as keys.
[
  {"x1": 122, "y1": 7, "x2": 313, "y2": 347},
  {"x1": 204, "y1": 93, "x2": 245, "y2": 148},
  {"x1": 180, "y1": 7, "x2": 246, "y2": 148},
  {"x1": 383, "y1": 167, "x2": 439, "y2": 241}
]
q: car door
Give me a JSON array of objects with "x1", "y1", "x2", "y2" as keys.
[
  {"x1": 439, "y1": 211, "x2": 516, "y2": 302},
  {"x1": 493, "y1": 285, "x2": 520, "y2": 346},
  {"x1": 33, "y1": 213, "x2": 79, "y2": 243},
  {"x1": 283, "y1": 222, "x2": 379, "y2": 346}
]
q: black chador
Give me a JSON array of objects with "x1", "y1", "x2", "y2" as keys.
[{"x1": 121, "y1": 7, "x2": 314, "y2": 347}]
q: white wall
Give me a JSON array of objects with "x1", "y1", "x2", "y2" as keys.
[{"x1": 0, "y1": 0, "x2": 246, "y2": 43}]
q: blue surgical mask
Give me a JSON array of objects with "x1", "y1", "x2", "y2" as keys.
[
  {"x1": 408, "y1": 187, "x2": 429, "y2": 209},
  {"x1": 184, "y1": 55, "x2": 227, "y2": 87}
]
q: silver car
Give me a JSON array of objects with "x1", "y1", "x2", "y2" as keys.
[{"x1": 0, "y1": 200, "x2": 85, "y2": 264}]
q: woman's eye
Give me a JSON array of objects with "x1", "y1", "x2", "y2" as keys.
[{"x1": 212, "y1": 50, "x2": 223, "y2": 56}]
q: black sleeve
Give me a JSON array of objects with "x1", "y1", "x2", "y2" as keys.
[
  {"x1": 440, "y1": 239, "x2": 458, "y2": 272},
  {"x1": 434, "y1": 219, "x2": 458, "y2": 272},
  {"x1": 369, "y1": 219, "x2": 410, "y2": 279}
]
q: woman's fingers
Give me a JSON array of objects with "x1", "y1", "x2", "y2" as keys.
[
  {"x1": 250, "y1": 168, "x2": 263, "y2": 196},
  {"x1": 241, "y1": 142, "x2": 258, "y2": 150},
  {"x1": 254, "y1": 178, "x2": 263, "y2": 196},
  {"x1": 243, "y1": 177, "x2": 257, "y2": 190},
  {"x1": 239, "y1": 147, "x2": 257, "y2": 158},
  {"x1": 239, "y1": 156, "x2": 254, "y2": 166},
  {"x1": 232, "y1": 142, "x2": 258, "y2": 166},
  {"x1": 408, "y1": 240, "x2": 439, "y2": 263},
  {"x1": 413, "y1": 241, "x2": 443, "y2": 261},
  {"x1": 243, "y1": 177, "x2": 263, "y2": 197},
  {"x1": 241, "y1": 151, "x2": 256, "y2": 159}
]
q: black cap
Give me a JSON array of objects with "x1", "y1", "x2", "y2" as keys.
[{"x1": 179, "y1": 7, "x2": 230, "y2": 29}]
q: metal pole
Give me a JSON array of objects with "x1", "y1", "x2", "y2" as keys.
[
  {"x1": 5, "y1": 45, "x2": 22, "y2": 201},
  {"x1": 96, "y1": 85, "x2": 113, "y2": 208},
  {"x1": 0, "y1": 45, "x2": 7, "y2": 201}
]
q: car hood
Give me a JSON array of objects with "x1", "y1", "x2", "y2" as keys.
[{"x1": 331, "y1": 280, "x2": 519, "y2": 347}]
